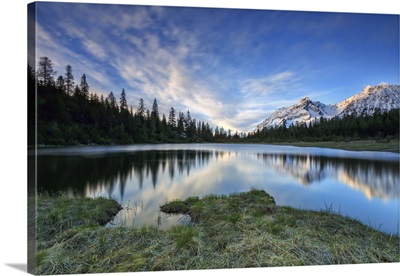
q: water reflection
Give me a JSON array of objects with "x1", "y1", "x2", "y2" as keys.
[
  {"x1": 37, "y1": 150, "x2": 214, "y2": 197},
  {"x1": 257, "y1": 154, "x2": 399, "y2": 200},
  {"x1": 35, "y1": 145, "x2": 399, "y2": 233}
]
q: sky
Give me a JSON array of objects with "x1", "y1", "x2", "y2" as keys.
[{"x1": 30, "y1": 2, "x2": 399, "y2": 133}]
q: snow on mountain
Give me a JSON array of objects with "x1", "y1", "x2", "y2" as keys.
[
  {"x1": 254, "y1": 84, "x2": 400, "y2": 132},
  {"x1": 335, "y1": 83, "x2": 400, "y2": 117}
]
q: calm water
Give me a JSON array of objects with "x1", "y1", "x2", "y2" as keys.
[{"x1": 32, "y1": 144, "x2": 400, "y2": 234}]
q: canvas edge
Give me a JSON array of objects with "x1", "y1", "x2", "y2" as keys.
[{"x1": 27, "y1": 2, "x2": 37, "y2": 275}]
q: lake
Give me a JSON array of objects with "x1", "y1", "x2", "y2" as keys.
[{"x1": 32, "y1": 143, "x2": 399, "y2": 234}]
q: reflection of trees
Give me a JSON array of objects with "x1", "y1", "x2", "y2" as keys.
[
  {"x1": 37, "y1": 150, "x2": 213, "y2": 198},
  {"x1": 37, "y1": 148, "x2": 398, "y2": 201},
  {"x1": 258, "y1": 154, "x2": 399, "y2": 200}
]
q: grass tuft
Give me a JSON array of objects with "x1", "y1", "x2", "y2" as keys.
[{"x1": 36, "y1": 189, "x2": 399, "y2": 274}]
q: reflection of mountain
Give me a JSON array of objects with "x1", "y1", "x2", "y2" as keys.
[
  {"x1": 258, "y1": 154, "x2": 399, "y2": 200},
  {"x1": 37, "y1": 150, "x2": 214, "y2": 198}
]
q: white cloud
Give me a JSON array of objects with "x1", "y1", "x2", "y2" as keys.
[
  {"x1": 241, "y1": 71, "x2": 299, "y2": 96},
  {"x1": 222, "y1": 71, "x2": 313, "y2": 132},
  {"x1": 82, "y1": 39, "x2": 107, "y2": 60},
  {"x1": 35, "y1": 5, "x2": 315, "y2": 133},
  {"x1": 36, "y1": 22, "x2": 115, "y2": 97},
  {"x1": 60, "y1": 24, "x2": 108, "y2": 61}
]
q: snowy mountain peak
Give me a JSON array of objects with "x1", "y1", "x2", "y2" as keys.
[
  {"x1": 335, "y1": 84, "x2": 400, "y2": 118},
  {"x1": 361, "y1": 85, "x2": 373, "y2": 94},
  {"x1": 254, "y1": 84, "x2": 400, "y2": 132},
  {"x1": 298, "y1": 96, "x2": 310, "y2": 104}
]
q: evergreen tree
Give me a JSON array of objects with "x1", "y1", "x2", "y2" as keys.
[
  {"x1": 137, "y1": 98, "x2": 145, "y2": 118},
  {"x1": 205, "y1": 123, "x2": 213, "y2": 141},
  {"x1": 90, "y1": 92, "x2": 99, "y2": 103},
  {"x1": 146, "y1": 109, "x2": 151, "y2": 126},
  {"x1": 177, "y1": 111, "x2": 185, "y2": 135},
  {"x1": 107, "y1": 92, "x2": 117, "y2": 109},
  {"x1": 185, "y1": 110, "x2": 192, "y2": 131},
  {"x1": 37, "y1": 56, "x2": 56, "y2": 86},
  {"x1": 73, "y1": 84, "x2": 82, "y2": 97},
  {"x1": 120, "y1": 88, "x2": 128, "y2": 110},
  {"x1": 79, "y1": 74, "x2": 89, "y2": 99},
  {"x1": 64, "y1": 65, "x2": 74, "y2": 95},
  {"x1": 214, "y1": 126, "x2": 220, "y2": 139},
  {"x1": 56, "y1": 75, "x2": 65, "y2": 91},
  {"x1": 168, "y1": 107, "x2": 176, "y2": 129},
  {"x1": 28, "y1": 63, "x2": 36, "y2": 146},
  {"x1": 151, "y1": 98, "x2": 160, "y2": 122},
  {"x1": 220, "y1": 126, "x2": 226, "y2": 139},
  {"x1": 149, "y1": 99, "x2": 160, "y2": 140},
  {"x1": 161, "y1": 114, "x2": 168, "y2": 140},
  {"x1": 28, "y1": 63, "x2": 35, "y2": 83}
]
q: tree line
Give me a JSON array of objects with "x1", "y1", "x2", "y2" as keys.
[
  {"x1": 245, "y1": 109, "x2": 399, "y2": 143},
  {"x1": 28, "y1": 56, "x2": 399, "y2": 146},
  {"x1": 28, "y1": 57, "x2": 240, "y2": 146}
]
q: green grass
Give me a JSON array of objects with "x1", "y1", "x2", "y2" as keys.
[
  {"x1": 273, "y1": 139, "x2": 399, "y2": 152},
  {"x1": 35, "y1": 189, "x2": 400, "y2": 274},
  {"x1": 36, "y1": 192, "x2": 122, "y2": 251}
]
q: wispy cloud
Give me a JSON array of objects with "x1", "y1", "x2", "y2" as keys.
[
  {"x1": 225, "y1": 71, "x2": 308, "y2": 131},
  {"x1": 34, "y1": 3, "x2": 399, "y2": 133},
  {"x1": 241, "y1": 71, "x2": 301, "y2": 97},
  {"x1": 36, "y1": 24, "x2": 116, "y2": 98},
  {"x1": 35, "y1": 5, "x2": 307, "y2": 133}
]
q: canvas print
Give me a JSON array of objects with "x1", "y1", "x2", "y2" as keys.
[{"x1": 28, "y1": 1, "x2": 399, "y2": 275}]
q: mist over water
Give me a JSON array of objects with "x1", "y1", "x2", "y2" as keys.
[{"x1": 34, "y1": 144, "x2": 399, "y2": 233}]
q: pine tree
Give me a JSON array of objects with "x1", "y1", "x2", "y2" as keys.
[
  {"x1": 161, "y1": 114, "x2": 168, "y2": 139},
  {"x1": 151, "y1": 98, "x2": 160, "y2": 124},
  {"x1": 214, "y1": 126, "x2": 220, "y2": 139},
  {"x1": 56, "y1": 75, "x2": 65, "y2": 91},
  {"x1": 146, "y1": 109, "x2": 151, "y2": 125},
  {"x1": 137, "y1": 98, "x2": 145, "y2": 119},
  {"x1": 185, "y1": 110, "x2": 192, "y2": 132},
  {"x1": 90, "y1": 92, "x2": 99, "y2": 103},
  {"x1": 120, "y1": 88, "x2": 128, "y2": 110},
  {"x1": 107, "y1": 92, "x2": 117, "y2": 108},
  {"x1": 28, "y1": 63, "x2": 35, "y2": 84},
  {"x1": 73, "y1": 84, "x2": 82, "y2": 97},
  {"x1": 37, "y1": 56, "x2": 56, "y2": 86},
  {"x1": 64, "y1": 65, "x2": 74, "y2": 95},
  {"x1": 178, "y1": 111, "x2": 185, "y2": 135},
  {"x1": 28, "y1": 63, "x2": 36, "y2": 146},
  {"x1": 79, "y1": 74, "x2": 89, "y2": 99},
  {"x1": 149, "y1": 98, "x2": 160, "y2": 140},
  {"x1": 168, "y1": 107, "x2": 176, "y2": 129}
]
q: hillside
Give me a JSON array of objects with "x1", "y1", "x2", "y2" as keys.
[{"x1": 255, "y1": 84, "x2": 400, "y2": 131}]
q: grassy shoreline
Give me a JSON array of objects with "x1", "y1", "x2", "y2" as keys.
[
  {"x1": 267, "y1": 139, "x2": 399, "y2": 152},
  {"x1": 36, "y1": 194, "x2": 122, "y2": 250},
  {"x1": 33, "y1": 139, "x2": 399, "y2": 152},
  {"x1": 35, "y1": 190, "x2": 399, "y2": 274}
]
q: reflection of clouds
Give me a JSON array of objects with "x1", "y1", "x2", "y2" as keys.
[
  {"x1": 85, "y1": 150, "x2": 225, "y2": 229},
  {"x1": 102, "y1": 152, "x2": 264, "y2": 229},
  {"x1": 38, "y1": 146, "x2": 399, "y2": 230},
  {"x1": 112, "y1": 169, "x2": 210, "y2": 228},
  {"x1": 259, "y1": 154, "x2": 399, "y2": 200}
]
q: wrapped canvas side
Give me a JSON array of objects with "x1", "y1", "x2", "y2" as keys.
[{"x1": 27, "y1": 2, "x2": 37, "y2": 275}]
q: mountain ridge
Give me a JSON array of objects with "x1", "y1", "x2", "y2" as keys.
[{"x1": 254, "y1": 83, "x2": 400, "y2": 132}]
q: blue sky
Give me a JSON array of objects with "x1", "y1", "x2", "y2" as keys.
[{"x1": 31, "y1": 2, "x2": 399, "y2": 132}]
